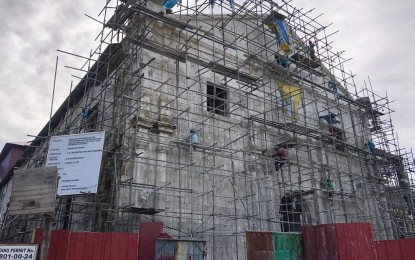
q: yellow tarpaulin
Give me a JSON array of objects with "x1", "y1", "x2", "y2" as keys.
[
  {"x1": 276, "y1": 81, "x2": 301, "y2": 119},
  {"x1": 266, "y1": 22, "x2": 291, "y2": 54}
]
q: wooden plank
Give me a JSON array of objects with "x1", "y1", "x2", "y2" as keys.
[
  {"x1": 11, "y1": 194, "x2": 56, "y2": 203},
  {"x1": 9, "y1": 201, "x2": 56, "y2": 216},
  {"x1": 12, "y1": 184, "x2": 57, "y2": 193},
  {"x1": 9, "y1": 167, "x2": 58, "y2": 216},
  {"x1": 13, "y1": 168, "x2": 57, "y2": 183},
  {"x1": 13, "y1": 169, "x2": 56, "y2": 179},
  {"x1": 9, "y1": 196, "x2": 56, "y2": 208},
  {"x1": 13, "y1": 177, "x2": 57, "y2": 188},
  {"x1": 9, "y1": 198, "x2": 55, "y2": 209},
  {"x1": 9, "y1": 206, "x2": 56, "y2": 216},
  {"x1": 40, "y1": 217, "x2": 53, "y2": 260},
  {"x1": 14, "y1": 167, "x2": 56, "y2": 175},
  {"x1": 11, "y1": 188, "x2": 57, "y2": 198}
]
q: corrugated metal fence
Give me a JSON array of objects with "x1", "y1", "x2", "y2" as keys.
[
  {"x1": 247, "y1": 223, "x2": 415, "y2": 260},
  {"x1": 302, "y1": 222, "x2": 377, "y2": 260},
  {"x1": 246, "y1": 231, "x2": 303, "y2": 260},
  {"x1": 34, "y1": 229, "x2": 139, "y2": 260},
  {"x1": 154, "y1": 239, "x2": 205, "y2": 260},
  {"x1": 375, "y1": 239, "x2": 415, "y2": 260}
]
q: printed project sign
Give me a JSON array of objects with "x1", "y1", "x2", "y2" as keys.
[
  {"x1": 0, "y1": 244, "x2": 38, "y2": 259},
  {"x1": 46, "y1": 132, "x2": 105, "y2": 195}
]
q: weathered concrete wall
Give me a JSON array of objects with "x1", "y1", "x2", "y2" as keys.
[
  {"x1": 0, "y1": 179, "x2": 12, "y2": 226},
  {"x1": 113, "y1": 14, "x2": 383, "y2": 259}
]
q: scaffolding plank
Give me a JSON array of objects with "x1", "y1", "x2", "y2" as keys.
[
  {"x1": 105, "y1": 5, "x2": 135, "y2": 30},
  {"x1": 126, "y1": 37, "x2": 187, "y2": 62},
  {"x1": 290, "y1": 53, "x2": 320, "y2": 69}
]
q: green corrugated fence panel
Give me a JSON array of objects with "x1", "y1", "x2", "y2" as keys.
[{"x1": 273, "y1": 232, "x2": 303, "y2": 260}]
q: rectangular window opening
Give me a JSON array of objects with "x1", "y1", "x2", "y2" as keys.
[{"x1": 207, "y1": 83, "x2": 228, "y2": 117}]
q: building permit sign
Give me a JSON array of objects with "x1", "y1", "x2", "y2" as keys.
[
  {"x1": 0, "y1": 244, "x2": 38, "y2": 259},
  {"x1": 46, "y1": 132, "x2": 105, "y2": 196}
]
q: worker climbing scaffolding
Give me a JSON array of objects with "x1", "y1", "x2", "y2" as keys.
[
  {"x1": 272, "y1": 146, "x2": 287, "y2": 173},
  {"x1": 367, "y1": 140, "x2": 376, "y2": 157},
  {"x1": 322, "y1": 178, "x2": 335, "y2": 205},
  {"x1": 308, "y1": 40, "x2": 316, "y2": 61},
  {"x1": 328, "y1": 80, "x2": 340, "y2": 98},
  {"x1": 82, "y1": 108, "x2": 93, "y2": 120},
  {"x1": 275, "y1": 53, "x2": 289, "y2": 68}
]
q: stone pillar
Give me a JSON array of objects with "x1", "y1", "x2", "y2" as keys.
[
  {"x1": 152, "y1": 96, "x2": 176, "y2": 211},
  {"x1": 130, "y1": 92, "x2": 156, "y2": 209}
]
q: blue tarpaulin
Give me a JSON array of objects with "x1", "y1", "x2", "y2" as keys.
[{"x1": 163, "y1": 0, "x2": 180, "y2": 9}]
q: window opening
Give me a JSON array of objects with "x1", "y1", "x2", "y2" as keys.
[{"x1": 207, "y1": 83, "x2": 228, "y2": 117}]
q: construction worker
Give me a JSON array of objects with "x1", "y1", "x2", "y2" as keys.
[
  {"x1": 308, "y1": 40, "x2": 316, "y2": 61},
  {"x1": 190, "y1": 129, "x2": 199, "y2": 151},
  {"x1": 367, "y1": 140, "x2": 376, "y2": 157},
  {"x1": 82, "y1": 108, "x2": 92, "y2": 120},
  {"x1": 272, "y1": 146, "x2": 287, "y2": 173},
  {"x1": 275, "y1": 53, "x2": 289, "y2": 68},
  {"x1": 322, "y1": 178, "x2": 335, "y2": 205},
  {"x1": 329, "y1": 127, "x2": 337, "y2": 139},
  {"x1": 190, "y1": 129, "x2": 199, "y2": 144},
  {"x1": 328, "y1": 80, "x2": 339, "y2": 97}
]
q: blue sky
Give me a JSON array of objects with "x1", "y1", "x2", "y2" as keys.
[{"x1": 0, "y1": 0, "x2": 414, "y2": 156}]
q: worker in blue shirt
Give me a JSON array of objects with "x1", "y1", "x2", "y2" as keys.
[
  {"x1": 367, "y1": 140, "x2": 376, "y2": 157},
  {"x1": 190, "y1": 129, "x2": 199, "y2": 151}
]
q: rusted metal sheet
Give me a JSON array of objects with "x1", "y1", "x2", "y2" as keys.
[
  {"x1": 138, "y1": 222, "x2": 164, "y2": 260},
  {"x1": 155, "y1": 239, "x2": 205, "y2": 260},
  {"x1": 33, "y1": 229, "x2": 43, "y2": 260},
  {"x1": 398, "y1": 239, "x2": 415, "y2": 260},
  {"x1": 335, "y1": 222, "x2": 377, "y2": 260},
  {"x1": 302, "y1": 226, "x2": 318, "y2": 260},
  {"x1": 375, "y1": 238, "x2": 415, "y2": 260},
  {"x1": 47, "y1": 230, "x2": 70, "y2": 260},
  {"x1": 303, "y1": 223, "x2": 377, "y2": 260},
  {"x1": 246, "y1": 231, "x2": 274, "y2": 260},
  {"x1": 320, "y1": 224, "x2": 338, "y2": 260},
  {"x1": 302, "y1": 224, "x2": 338, "y2": 260},
  {"x1": 33, "y1": 229, "x2": 139, "y2": 260}
]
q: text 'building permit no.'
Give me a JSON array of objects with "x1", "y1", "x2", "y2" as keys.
[{"x1": 46, "y1": 132, "x2": 105, "y2": 195}]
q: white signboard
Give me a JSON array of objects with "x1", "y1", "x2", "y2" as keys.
[
  {"x1": 0, "y1": 244, "x2": 38, "y2": 260},
  {"x1": 46, "y1": 132, "x2": 105, "y2": 195}
]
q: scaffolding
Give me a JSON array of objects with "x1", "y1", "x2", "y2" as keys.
[{"x1": 1, "y1": 0, "x2": 414, "y2": 259}]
